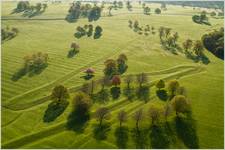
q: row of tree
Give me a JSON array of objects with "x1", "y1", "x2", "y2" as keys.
[
  {"x1": 1, "y1": 26, "x2": 19, "y2": 41},
  {"x1": 66, "y1": 1, "x2": 102, "y2": 22},
  {"x1": 74, "y1": 25, "x2": 103, "y2": 39},
  {"x1": 128, "y1": 20, "x2": 156, "y2": 35},
  {"x1": 15, "y1": 1, "x2": 47, "y2": 13}
]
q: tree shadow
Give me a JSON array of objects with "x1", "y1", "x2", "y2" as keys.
[
  {"x1": 93, "y1": 89, "x2": 110, "y2": 104},
  {"x1": 80, "y1": 74, "x2": 94, "y2": 80},
  {"x1": 150, "y1": 125, "x2": 170, "y2": 149},
  {"x1": 93, "y1": 123, "x2": 111, "y2": 140},
  {"x1": 131, "y1": 128, "x2": 149, "y2": 149},
  {"x1": 11, "y1": 65, "x2": 47, "y2": 81},
  {"x1": 185, "y1": 51, "x2": 210, "y2": 65},
  {"x1": 110, "y1": 87, "x2": 121, "y2": 99},
  {"x1": 67, "y1": 49, "x2": 79, "y2": 58},
  {"x1": 114, "y1": 126, "x2": 129, "y2": 148},
  {"x1": 175, "y1": 115, "x2": 199, "y2": 148},
  {"x1": 156, "y1": 89, "x2": 168, "y2": 101},
  {"x1": 43, "y1": 101, "x2": 69, "y2": 123},
  {"x1": 93, "y1": 33, "x2": 102, "y2": 39},
  {"x1": 66, "y1": 109, "x2": 90, "y2": 133},
  {"x1": 136, "y1": 85, "x2": 150, "y2": 103}
]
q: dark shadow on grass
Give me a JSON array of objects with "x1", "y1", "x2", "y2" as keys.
[
  {"x1": 131, "y1": 127, "x2": 149, "y2": 148},
  {"x1": 93, "y1": 123, "x2": 111, "y2": 140},
  {"x1": 80, "y1": 74, "x2": 94, "y2": 80},
  {"x1": 67, "y1": 49, "x2": 79, "y2": 58},
  {"x1": 156, "y1": 89, "x2": 168, "y2": 101},
  {"x1": 66, "y1": 110, "x2": 90, "y2": 133},
  {"x1": 150, "y1": 124, "x2": 170, "y2": 149},
  {"x1": 175, "y1": 115, "x2": 199, "y2": 148},
  {"x1": 43, "y1": 101, "x2": 69, "y2": 123},
  {"x1": 114, "y1": 126, "x2": 129, "y2": 148}
]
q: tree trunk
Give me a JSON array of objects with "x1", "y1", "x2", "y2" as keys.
[{"x1": 120, "y1": 121, "x2": 122, "y2": 128}]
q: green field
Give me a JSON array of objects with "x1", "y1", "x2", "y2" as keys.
[{"x1": 1, "y1": 1, "x2": 224, "y2": 149}]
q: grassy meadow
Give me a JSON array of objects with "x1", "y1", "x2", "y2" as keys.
[{"x1": 1, "y1": 1, "x2": 224, "y2": 149}]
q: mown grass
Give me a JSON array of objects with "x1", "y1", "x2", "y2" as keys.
[{"x1": 1, "y1": 1, "x2": 224, "y2": 149}]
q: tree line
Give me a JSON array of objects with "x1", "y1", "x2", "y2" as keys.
[
  {"x1": 74, "y1": 24, "x2": 103, "y2": 39},
  {"x1": 66, "y1": 1, "x2": 102, "y2": 22}
]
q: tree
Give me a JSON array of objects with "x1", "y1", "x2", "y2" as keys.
[
  {"x1": 118, "y1": 1, "x2": 123, "y2": 8},
  {"x1": 156, "y1": 79, "x2": 165, "y2": 90},
  {"x1": 144, "y1": 6, "x2": 150, "y2": 15},
  {"x1": 108, "y1": 6, "x2": 113, "y2": 16},
  {"x1": 136, "y1": 73, "x2": 148, "y2": 88},
  {"x1": 117, "y1": 54, "x2": 128, "y2": 74},
  {"x1": 51, "y1": 85, "x2": 70, "y2": 104},
  {"x1": 148, "y1": 105, "x2": 161, "y2": 125},
  {"x1": 71, "y1": 42, "x2": 80, "y2": 51},
  {"x1": 84, "y1": 68, "x2": 95, "y2": 79},
  {"x1": 94, "y1": 25, "x2": 103, "y2": 39},
  {"x1": 112, "y1": 75, "x2": 121, "y2": 87},
  {"x1": 183, "y1": 39, "x2": 193, "y2": 52},
  {"x1": 128, "y1": 20, "x2": 133, "y2": 28},
  {"x1": 193, "y1": 40, "x2": 204, "y2": 57},
  {"x1": 155, "y1": 8, "x2": 161, "y2": 14},
  {"x1": 133, "y1": 109, "x2": 143, "y2": 130},
  {"x1": 87, "y1": 24, "x2": 93, "y2": 37},
  {"x1": 117, "y1": 110, "x2": 127, "y2": 127},
  {"x1": 124, "y1": 75, "x2": 133, "y2": 89},
  {"x1": 73, "y1": 92, "x2": 91, "y2": 116},
  {"x1": 161, "y1": 3, "x2": 166, "y2": 10},
  {"x1": 95, "y1": 107, "x2": 110, "y2": 127},
  {"x1": 167, "y1": 80, "x2": 179, "y2": 100},
  {"x1": 173, "y1": 32, "x2": 179, "y2": 45},
  {"x1": 12, "y1": 27, "x2": 19, "y2": 34},
  {"x1": 104, "y1": 59, "x2": 117, "y2": 78},
  {"x1": 133, "y1": 20, "x2": 139, "y2": 29},
  {"x1": 158, "y1": 26, "x2": 165, "y2": 40},
  {"x1": 171, "y1": 95, "x2": 190, "y2": 116},
  {"x1": 210, "y1": 11, "x2": 216, "y2": 17},
  {"x1": 164, "y1": 28, "x2": 171, "y2": 38},
  {"x1": 99, "y1": 76, "x2": 110, "y2": 90},
  {"x1": 163, "y1": 103, "x2": 172, "y2": 121},
  {"x1": 200, "y1": 11, "x2": 208, "y2": 21}
]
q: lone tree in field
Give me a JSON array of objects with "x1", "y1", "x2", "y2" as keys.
[
  {"x1": 51, "y1": 85, "x2": 70, "y2": 104},
  {"x1": 156, "y1": 79, "x2": 165, "y2": 90},
  {"x1": 73, "y1": 92, "x2": 91, "y2": 117},
  {"x1": 104, "y1": 59, "x2": 117, "y2": 78},
  {"x1": 163, "y1": 103, "x2": 172, "y2": 121},
  {"x1": 171, "y1": 95, "x2": 190, "y2": 116},
  {"x1": 167, "y1": 80, "x2": 180, "y2": 100},
  {"x1": 159, "y1": 26, "x2": 165, "y2": 40},
  {"x1": 136, "y1": 73, "x2": 148, "y2": 88},
  {"x1": 95, "y1": 107, "x2": 110, "y2": 127},
  {"x1": 193, "y1": 40, "x2": 204, "y2": 57},
  {"x1": 117, "y1": 110, "x2": 128, "y2": 127},
  {"x1": 117, "y1": 54, "x2": 128, "y2": 74},
  {"x1": 183, "y1": 39, "x2": 193, "y2": 52},
  {"x1": 71, "y1": 42, "x2": 80, "y2": 51},
  {"x1": 148, "y1": 104, "x2": 161, "y2": 125},
  {"x1": 155, "y1": 8, "x2": 161, "y2": 14},
  {"x1": 165, "y1": 27, "x2": 171, "y2": 38},
  {"x1": 133, "y1": 109, "x2": 144, "y2": 130}
]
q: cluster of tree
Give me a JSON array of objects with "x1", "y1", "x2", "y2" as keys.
[
  {"x1": 68, "y1": 42, "x2": 80, "y2": 58},
  {"x1": 104, "y1": 54, "x2": 128, "y2": 78},
  {"x1": 74, "y1": 25, "x2": 102, "y2": 39},
  {"x1": 1, "y1": 26, "x2": 19, "y2": 41},
  {"x1": 201, "y1": 27, "x2": 224, "y2": 60},
  {"x1": 126, "y1": 1, "x2": 132, "y2": 11},
  {"x1": 12, "y1": 52, "x2": 49, "y2": 81},
  {"x1": 15, "y1": 1, "x2": 47, "y2": 15},
  {"x1": 107, "y1": 1, "x2": 123, "y2": 16},
  {"x1": 158, "y1": 26, "x2": 179, "y2": 50},
  {"x1": 128, "y1": 20, "x2": 156, "y2": 36},
  {"x1": 183, "y1": 39, "x2": 209, "y2": 62},
  {"x1": 155, "y1": 79, "x2": 187, "y2": 101},
  {"x1": 66, "y1": 1, "x2": 102, "y2": 22},
  {"x1": 192, "y1": 11, "x2": 210, "y2": 25}
]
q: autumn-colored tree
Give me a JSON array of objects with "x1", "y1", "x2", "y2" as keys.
[
  {"x1": 111, "y1": 75, "x2": 121, "y2": 87},
  {"x1": 104, "y1": 59, "x2": 117, "y2": 78}
]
